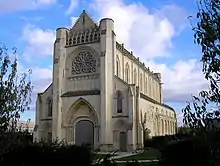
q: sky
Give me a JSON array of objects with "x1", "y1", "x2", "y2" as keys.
[{"x1": 0, "y1": 0, "x2": 209, "y2": 126}]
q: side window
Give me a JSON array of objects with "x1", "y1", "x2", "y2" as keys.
[
  {"x1": 47, "y1": 99, "x2": 52, "y2": 116},
  {"x1": 116, "y1": 91, "x2": 123, "y2": 113}
]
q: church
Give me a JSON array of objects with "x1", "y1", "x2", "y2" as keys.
[{"x1": 34, "y1": 10, "x2": 177, "y2": 152}]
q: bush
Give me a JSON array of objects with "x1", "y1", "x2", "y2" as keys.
[
  {"x1": 159, "y1": 131, "x2": 220, "y2": 166},
  {"x1": 0, "y1": 131, "x2": 92, "y2": 166},
  {"x1": 0, "y1": 131, "x2": 33, "y2": 156},
  {"x1": 159, "y1": 137, "x2": 209, "y2": 166},
  {"x1": 0, "y1": 141, "x2": 92, "y2": 166},
  {"x1": 144, "y1": 133, "x2": 193, "y2": 149}
]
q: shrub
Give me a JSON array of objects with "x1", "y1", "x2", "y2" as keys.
[
  {"x1": 0, "y1": 141, "x2": 92, "y2": 166},
  {"x1": 144, "y1": 135, "x2": 172, "y2": 149},
  {"x1": 159, "y1": 132, "x2": 220, "y2": 166},
  {"x1": 0, "y1": 131, "x2": 33, "y2": 156},
  {"x1": 0, "y1": 131, "x2": 92, "y2": 166},
  {"x1": 144, "y1": 133, "x2": 193, "y2": 149}
]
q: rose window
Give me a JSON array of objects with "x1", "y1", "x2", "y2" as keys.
[{"x1": 72, "y1": 51, "x2": 96, "y2": 75}]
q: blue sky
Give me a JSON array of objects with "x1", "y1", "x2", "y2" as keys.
[{"x1": 0, "y1": 0, "x2": 208, "y2": 126}]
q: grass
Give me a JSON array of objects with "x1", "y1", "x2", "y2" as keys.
[{"x1": 116, "y1": 148, "x2": 160, "y2": 161}]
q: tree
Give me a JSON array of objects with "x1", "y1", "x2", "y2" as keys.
[
  {"x1": 182, "y1": 0, "x2": 220, "y2": 130},
  {"x1": 0, "y1": 43, "x2": 33, "y2": 132}
]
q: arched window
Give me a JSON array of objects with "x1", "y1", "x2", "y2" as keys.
[
  {"x1": 149, "y1": 77, "x2": 152, "y2": 97},
  {"x1": 116, "y1": 57, "x2": 120, "y2": 77},
  {"x1": 116, "y1": 91, "x2": 123, "y2": 113},
  {"x1": 125, "y1": 63, "x2": 130, "y2": 83},
  {"x1": 140, "y1": 73, "x2": 143, "y2": 92},
  {"x1": 145, "y1": 77, "x2": 148, "y2": 94},
  {"x1": 48, "y1": 99, "x2": 52, "y2": 116},
  {"x1": 133, "y1": 69, "x2": 137, "y2": 85}
]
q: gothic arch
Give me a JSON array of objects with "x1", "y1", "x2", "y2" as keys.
[
  {"x1": 140, "y1": 73, "x2": 143, "y2": 91},
  {"x1": 149, "y1": 77, "x2": 152, "y2": 97},
  {"x1": 133, "y1": 69, "x2": 137, "y2": 84},
  {"x1": 145, "y1": 77, "x2": 148, "y2": 94},
  {"x1": 46, "y1": 97, "x2": 52, "y2": 116},
  {"x1": 65, "y1": 97, "x2": 99, "y2": 126},
  {"x1": 116, "y1": 90, "x2": 123, "y2": 113},
  {"x1": 125, "y1": 63, "x2": 130, "y2": 83},
  {"x1": 116, "y1": 55, "x2": 120, "y2": 77}
]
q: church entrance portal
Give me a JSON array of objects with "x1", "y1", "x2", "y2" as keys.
[
  {"x1": 119, "y1": 131, "x2": 127, "y2": 151},
  {"x1": 75, "y1": 120, "x2": 94, "y2": 148}
]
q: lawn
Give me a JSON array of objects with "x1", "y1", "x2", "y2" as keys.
[{"x1": 116, "y1": 148, "x2": 160, "y2": 161}]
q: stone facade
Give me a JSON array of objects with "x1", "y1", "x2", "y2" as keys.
[{"x1": 34, "y1": 10, "x2": 177, "y2": 152}]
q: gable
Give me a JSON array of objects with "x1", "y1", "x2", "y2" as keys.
[{"x1": 70, "y1": 10, "x2": 98, "y2": 32}]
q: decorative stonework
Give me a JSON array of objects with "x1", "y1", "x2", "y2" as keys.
[
  {"x1": 72, "y1": 51, "x2": 96, "y2": 75},
  {"x1": 68, "y1": 73, "x2": 99, "y2": 80},
  {"x1": 66, "y1": 28, "x2": 100, "y2": 47}
]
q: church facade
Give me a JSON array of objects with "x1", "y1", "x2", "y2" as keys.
[{"x1": 34, "y1": 10, "x2": 177, "y2": 152}]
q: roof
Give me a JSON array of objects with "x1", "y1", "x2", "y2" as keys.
[{"x1": 70, "y1": 10, "x2": 98, "y2": 32}]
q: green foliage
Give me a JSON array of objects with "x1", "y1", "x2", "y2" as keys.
[
  {"x1": 162, "y1": 2, "x2": 220, "y2": 165},
  {"x1": 183, "y1": 0, "x2": 220, "y2": 128},
  {"x1": 144, "y1": 133, "x2": 192, "y2": 150},
  {"x1": 0, "y1": 141, "x2": 92, "y2": 166},
  {"x1": 159, "y1": 131, "x2": 220, "y2": 166},
  {"x1": 0, "y1": 43, "x2": 33, "y2": 132}
]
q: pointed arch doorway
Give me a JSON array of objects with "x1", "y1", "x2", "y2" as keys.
[
  {"x1": 75, "y1": 120, "x2": 94, "y2": 148},
  {"x1": 64, "y1": 97, "x2": 99, "y2": 150}
]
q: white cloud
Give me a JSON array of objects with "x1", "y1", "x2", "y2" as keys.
[
  {"x1": 147, "y1": 59, "x2": 208, "y2": 103},
  {"x1": 0, "y1": 0, "x2": 56, "y2": 13},
  {"x1": 177, "y1": 112, "x2": 184, "y2": 126},
  {"x1": 91, "y1": 0, "x2": 186, "y2": 59},
  {"x1": 66, "y1": 0, "x2": 79, "y2": 15},
  {"x1": 154, "y1": 4, "x2": 188, "y2": 35},
  {"x1": 89, "y1": 0, "x2": 208, "y2": 104},
  {"x1": 30, "y1": 67, "x2": 52, "y2": 107},
  {"x1": 22, "y1": 23, "x2": 56, "y2": 60}
]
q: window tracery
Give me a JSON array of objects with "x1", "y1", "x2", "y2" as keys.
[{"x1": 72, "y1": 51, "x2": 96, "y2": 75}]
